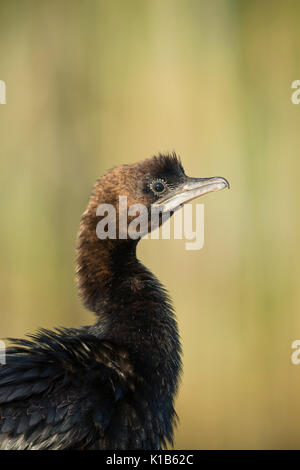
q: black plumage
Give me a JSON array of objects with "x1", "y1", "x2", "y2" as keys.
[{"x1": 0, "y1": 153, "x2": 229, "y2": 450}]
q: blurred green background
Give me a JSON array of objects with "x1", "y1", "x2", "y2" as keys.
[{"x1": 1, "y1": 0, "x2": 300, "y2": 449}]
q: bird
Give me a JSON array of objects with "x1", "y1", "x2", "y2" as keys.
[{"x1": 0, "y1": 153, "x2": 229, "y2": 450}]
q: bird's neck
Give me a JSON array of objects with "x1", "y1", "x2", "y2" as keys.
[
  {"x1": 77, "y1": 223, "x2": 133, "y2": 304},
  {"x1": 76, "y1": 207, "x2": 173, "y2": 318},
  {"x1": 76, "y1": 207, "x2": 181, "y2": 380}
]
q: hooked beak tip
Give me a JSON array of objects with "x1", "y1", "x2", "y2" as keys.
[{"x1": 223, "y1": 177, "x2": 230, "y2": 190}]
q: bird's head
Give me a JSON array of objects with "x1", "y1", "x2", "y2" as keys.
[
  {"x1": 137, "y1": 152, "x2": 229, "y2": 213},
  {"x1": 77, "y1": 153, "x2": 229, "y2": 311},
  {"x1": 83, "y1": 153, "x2": 229, "y2": 242}
]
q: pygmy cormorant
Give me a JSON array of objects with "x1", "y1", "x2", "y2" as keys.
[{"x1": 0, "y1": 153, "x2": 229, "y2": 449}]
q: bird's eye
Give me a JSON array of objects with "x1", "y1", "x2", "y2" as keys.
[{"x1": 150, "y1": 179, "x2": 167, "y2": 195}]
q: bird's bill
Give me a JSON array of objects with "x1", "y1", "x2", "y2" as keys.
[{"x1": 152, "y1": 176, "x2": 230, "y2": 213}]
